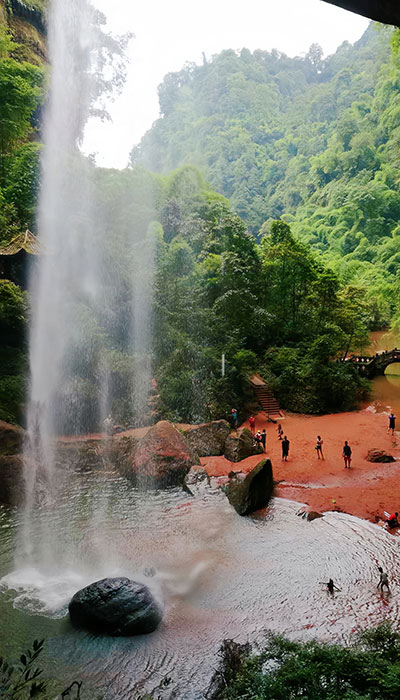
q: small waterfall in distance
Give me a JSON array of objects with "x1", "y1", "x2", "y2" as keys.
[{"x1": 5, "y1": 0, "x2": 154, "y2": 611}]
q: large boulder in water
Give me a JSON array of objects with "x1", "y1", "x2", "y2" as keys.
[
  {"x1": 131, "y1": 420, "x2": 199, "y2": 488},
  {"x1": 366, "y1": 449, "x2": 395, "y2": 463},
  {"x1": 224, "y1": 428, "x2": 261, "y2": 462},
  {"x1": 68, "y1": 577, "x2": 163, "y2": 636},
  {"x1": 183, "y1": 420, "x2": 231, "y2": 457},
  {"x1": 225, "y1": 459, "x2": 273, "y2": 515},
  {"x1": 0, "y1": 455, "x2": 24, "y2": 506},
  {"x1": 0, "y1": 420, "x2": 24, "y2": 456}
]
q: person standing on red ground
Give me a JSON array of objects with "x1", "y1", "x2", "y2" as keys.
[
  {"x1": 261, "y1": 428, "x2": 266, "y2": 452},
  {"x1": 388, "y1": 412, "x2": 396, "y2": 436},
  {"x1": 315, "y1": 435, "x2": 324, "y2": 460},
  {"x1": 343, "y1": 441, "x2": 352, "y2": 468},
  {"x1": 277, "y1": 423, "x2": 283, "y2": 440},
  {"x1": 281, "y1": 435, "x2": 289, "y2": 461},
  {"x1": 249, "y1": 415, "x2": 255, "y2": 436},
  {"x1": 254, "y1": 430, "x2": 263, "y2": 450},
  {"x1": 231, "y1": 408, "x2": 238, "y2": 431}
]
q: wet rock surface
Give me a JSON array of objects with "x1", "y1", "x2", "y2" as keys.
[
  {"x1": 55, "y1": 436, "x2": 139, "y2": 475},
  {"x1": 0, "y1": 455, "x2": 24, "y2": 506},
  {"x1": 68, "y1": 577, "x2": 163, "y2": 636},
  {"x1": 366, "y1": 449, "x2": 395, "y2": 463},
  {"x1": 224, "y1": 428, "x2": 261, "y2": 462},
  {"x1": 225, "y1": 458, "x2": 274, "y2": 515},
  {"x1": 183, "y1": 420, "x2": 231, "y2": 457},
  {"x1": 297, "y1": 508, "x2": 324, "y2": 522},
  {"x1": 0, "y1": 420, "x2": 24, "y2": 456},
  {"x1": 183, "y1": 465, "x2": 210, "y2": 497},
  {"x1": 131, "y1": 420, "x2": 199, "y2": 488}
]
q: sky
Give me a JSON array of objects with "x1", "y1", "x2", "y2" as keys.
[{"x1": 82, "y1": 0, "x2": 369, "y2": 169}]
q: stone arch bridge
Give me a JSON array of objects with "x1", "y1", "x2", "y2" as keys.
[{"x1": 347, "y1": 349, "x2": 400, "y2": 377}]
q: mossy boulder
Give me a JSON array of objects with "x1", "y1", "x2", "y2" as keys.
[
  {"x1": 224, "y1": 428, "x2": 261, "y2": 462},
  {"x1": 183, "y1": 420, "x2": 230, "y2": 457},
  {"x1": 69, "y1": 577, "x2": 163, "y2": 636},
  {"x1": 225, "y1": 459, "x2": 274, "y2": 515},
  {"x1": 131, "y1": 420, "x2": 199, "y2": 488}
]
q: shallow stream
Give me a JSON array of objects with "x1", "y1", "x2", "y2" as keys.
[{"x1": 1, "y1": 470, "x2": 399, "y2": 699}]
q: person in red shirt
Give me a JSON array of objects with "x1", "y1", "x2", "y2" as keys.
[
  {"x1": 249, "y1": 415, "x2": 255, "y2": 435},
  {"x1": 386, "y1": 512, "x2": 399, "y2": 529}
]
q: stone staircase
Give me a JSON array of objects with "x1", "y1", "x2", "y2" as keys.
[{"x1": 249, "y1": 375, "x2": 282, "y2": 417}]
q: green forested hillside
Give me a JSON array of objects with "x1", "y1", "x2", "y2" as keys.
[
  {"x1": 86, "y1": 167, "x2": 369, "y2": 424},
  {"x1": 0, "y1": 12, "x2": 44, "y2": 423},
  {"x1": 0, "y1": 9, "x2": 379, "y2": 425},
  {"x1": 132, "y1": 24, "x2": 400, "y2": 329}
]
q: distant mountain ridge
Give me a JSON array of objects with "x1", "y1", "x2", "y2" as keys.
[{"x1": 132, "y1": 25, "x2": 400, "y2": 327}]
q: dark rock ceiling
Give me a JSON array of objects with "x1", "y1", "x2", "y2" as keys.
[{"x1": 322, "y1": 1, "x2": 400, "y2": 27}]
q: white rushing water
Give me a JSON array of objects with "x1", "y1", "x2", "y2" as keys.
[
  {"x1": 20, "y1": 0, "x2": 102, "y2": 570},
  {"x1": 15, "y1": 0, "x2": 153, "y2": 571}
]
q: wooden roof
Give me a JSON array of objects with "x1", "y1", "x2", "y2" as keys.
[{"x1": 0, "y1": 230, "x2": 41, "y2": 256}]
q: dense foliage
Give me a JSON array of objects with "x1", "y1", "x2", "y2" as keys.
[
  {"x1": 133, "y1": 24, "x2": 400, "y2": 332},
  {"x1": 0, "y1": 23, "x2": 43, "y2": 242},
  {"x1": 209, "y1": 624, "x2": 400, "y2": 700},
  {"x1": 0, "y1": 638, "x2": 93, "y2": 699},
  {"x1": 83, "y1": 167, "x2": 368, "y2": 426},
  {"x1": 0, "y1": 21, "x2": 43, "y2": 424}
]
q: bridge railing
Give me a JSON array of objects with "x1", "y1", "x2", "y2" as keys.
[{"x1": 348, "y1": 348, "x2": 400, "y2": 366}]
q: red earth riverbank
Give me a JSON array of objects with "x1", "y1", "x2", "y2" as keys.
[
  {"x1": 57, "y1": 409, "x2": 400, "y2": 524},
  {"x1": 201, "y1": 410, "x2": 400, "y2": 524}
]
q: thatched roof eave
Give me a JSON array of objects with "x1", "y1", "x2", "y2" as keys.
[{"x1": 0, "y1": 230, "x2": 41, "y2": 256}]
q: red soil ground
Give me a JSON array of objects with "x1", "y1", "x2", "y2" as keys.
[{"x1": 201, "y1": 410, "x2": 400, "y2": 524}]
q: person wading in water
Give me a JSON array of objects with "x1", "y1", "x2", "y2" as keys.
[
  {"x1": 320, "y1": 579, "x2": 341, "y2": 595},
  {"x1": 377, "y1": 566, "x2": 390, "y2": 593}
]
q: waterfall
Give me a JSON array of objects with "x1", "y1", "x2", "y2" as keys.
[{"x1": 8, "y1": 0, "x2": 154, "y2": 600}]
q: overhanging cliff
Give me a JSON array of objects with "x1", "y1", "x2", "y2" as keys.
[{"x1": 322, "y1": 1, "x2": 400, "y2": 27}]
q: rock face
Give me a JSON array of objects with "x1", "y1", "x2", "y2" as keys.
[
  {"x1": 69, "y1": 577, "x2": 163, "y2": 636},
  {"x1": 183, "y1": 466, "x2": 210, "y2": 497},
  {"x1": 366, "y1": 449, "x2": 395, "y2": 463},
  {"x1": 297, "y1": 508, "x2": 323, "y2": 522},
  {"x1": 55, "y1": 435, "x2": 139, "y2": 475},
  {"x1": 131, "y1": 421, "x2": 199, "y2": 488},
  {"x1": 0, "y1": 420, "x2": 24, "y2": 456},
  {"x1": 0, "y1": 455, "x2": 24, "y2": 506},
  {"x1": 0, "y1": 422, "x2": 25, "y2": 506},
  {"x1": 224, "y1": 428, "x2": 261, "y2": 462},
  {"x1": 183, "y1": 420, "x2": 231, "y2": 457},
  {"x1": 226, "y1": 459, "x2": 274, "y2": 515}
]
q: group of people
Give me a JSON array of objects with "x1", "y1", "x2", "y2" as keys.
[
  {"x1": 237, "y1": 410, "x2": 397, "y2": 467},
  {"x1": 248, "y1": 416, "x2": 354, "y2": 466},
  {"x1": 277, "y1": 424, "x2": 352, "y2": 467},
  {"x1": 323, "y1": 566, "x2": 390, "y2": 595}
]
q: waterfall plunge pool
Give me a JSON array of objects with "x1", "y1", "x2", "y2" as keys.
[{"x1": 0, "y1": 471, "x2": 399, "y2": 699}]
